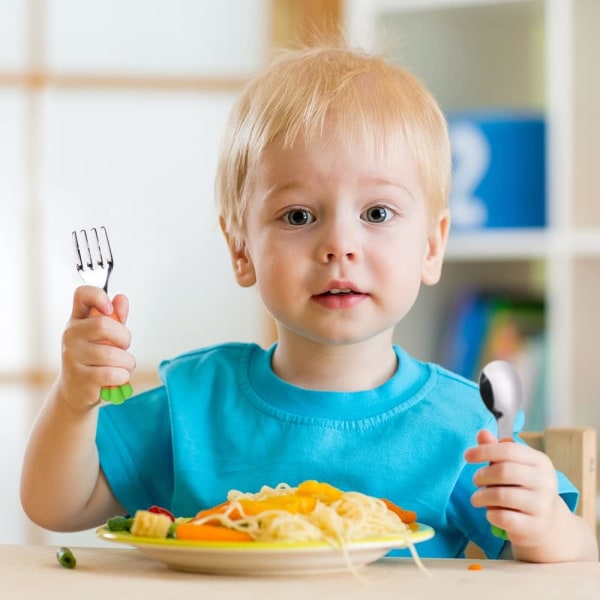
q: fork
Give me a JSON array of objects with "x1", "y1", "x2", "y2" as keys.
[{"x1": 72, "y1": 226, "x2": 133, "y2": 404}]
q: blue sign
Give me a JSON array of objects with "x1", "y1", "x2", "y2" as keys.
[{"x1": 448, "y1": 112, "x2": 546, "y2": 229}]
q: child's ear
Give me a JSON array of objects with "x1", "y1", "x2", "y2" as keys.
[
  {"x1": 220, "y1": 217, "x2": 256, "y2": 288},
  {"x1": 421, "y1": 209, "x2": 450, "y2": 286}
]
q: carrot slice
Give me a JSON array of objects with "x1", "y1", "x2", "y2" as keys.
[
  {"x1": 175, "y1": 522, "x2": 253, "y2": 542},
  {"x1": 381, "y1": 498, "x2": 417, "y2": 524},
  {"x1": 194, "y1": 501, "x2": 228, "y2": 518},
  {"x1": 194, "y1": 501, "x2": 243, "y2": 522}
]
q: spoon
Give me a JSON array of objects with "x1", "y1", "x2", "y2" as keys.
[
  {"x1": 479, "y1": 360, "x2": 522, "y2": 441},
  {"x1": 478, "y1": 360, "x2": 522, "y2": 540}
]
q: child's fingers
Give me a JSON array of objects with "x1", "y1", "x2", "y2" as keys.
[
  {"x1": 69, "y1": 360, "x2": 133, "y2": 388},
  {"x1": 485, "y1": 507, "x2": 538, "y2": 543},
  {"x1": 466, "y1": 430, "x2": 562, "y2": 547},
  {"x1": 62, "y1": 324, "x2": 135, "y2": 371},
  {"x1": 473, "y1": 461, "x2": 539, "y2": 489},
  {"x1": 471, "y1": 475, "x2": 556, "y2": 546},
  {"x1": 61, "y1": 332, "x2": 136, "y2": 400},
  {"x1": 71, "y1": 285, "x2": 113, "y2": 319},
  {"x1": 68, "y1": 287, "x2": 131, "y2": 348},
  {"x1": 465, "y1": 437, "x2": 534, "y2": 465},
  {"x1": 58, "y1": 362, "x2": 134, "y2": 410},
  {"x1": 74, "y1": 335, "x2": 135, "y2": 371},
  {"x1": 59, "y1": 289, "x2": 134, "y2": 409},
  {"x1": 64, "y1": 310, "x2": 132, "y2": 350},
  {"x1": 485, "y1": 502, "x2": 557, "y2": 547},
  {"x1": 471, "y1": 485, "x2": 538, "y2": 515},
  {"x1": 471, "y1": 468, "x2": 551, "y2": 509}
]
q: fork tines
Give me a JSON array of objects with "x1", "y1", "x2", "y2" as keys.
[
  {"x1": 73, "y1": 226, "x2": 113, "y2": 271},
  {"x1": 72, "y1": 226, "x2": 114, "y2": 292}
]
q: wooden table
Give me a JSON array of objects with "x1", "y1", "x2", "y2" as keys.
[{"x1": 2, "y1": 544, "x2": 599, "y2": 599}]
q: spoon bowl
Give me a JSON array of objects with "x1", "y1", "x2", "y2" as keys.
[{"x1": 479, "y1": 360, "x2": 522, "y2": 440}]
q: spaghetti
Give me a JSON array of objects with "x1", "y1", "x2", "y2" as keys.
[
  {"x1": 183, "y1": 480, "x2": 429, "y2": 576},
  {"x1": 199, "y1": 481, "x2": 412, "y2": 545}
]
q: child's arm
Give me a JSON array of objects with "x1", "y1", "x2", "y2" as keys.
[
  {"x1": 20, "y1": 285, "x2": 135, "y2": 531},
  {"x1": 465, "y1": 430, "x2": 598, "y2": 562}
]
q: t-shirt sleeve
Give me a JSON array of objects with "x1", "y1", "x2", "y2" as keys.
[
  {"x1": 556, "y1": 470, "x2": 579, "y2": 512},
  {"x1": 96, "y1": 386, "x2": 174, "y2": 515}
]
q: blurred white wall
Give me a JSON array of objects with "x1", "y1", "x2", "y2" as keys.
[{"x1": 0, "y1": 0, "x2": 270, "y2": 544}]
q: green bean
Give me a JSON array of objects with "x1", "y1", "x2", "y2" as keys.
[
  {"x1": 106, "y1": 515, "x2": 134, "y2": 531},
  {"x1": 56, "y1": 546, "x2": 76, "y2": 569}
]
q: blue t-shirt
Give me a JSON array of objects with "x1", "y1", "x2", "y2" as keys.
[{"x1": 96, "y1": 343, "x2": 578, "y2": 558}]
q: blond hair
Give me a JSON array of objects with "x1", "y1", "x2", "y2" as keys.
[{"x1": 216, "y1": 43, "x2": 450, "y2": 250}]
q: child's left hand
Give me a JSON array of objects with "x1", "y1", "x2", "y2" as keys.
[{"x1": 464, "y1": 429, "x2": 560, "y2": 549}]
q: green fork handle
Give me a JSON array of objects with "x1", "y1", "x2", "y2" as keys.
[{"x1": 89, "y1": 306, "x2": 133, "y2": 404}]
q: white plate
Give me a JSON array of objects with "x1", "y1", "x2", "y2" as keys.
[{"x1": 97, "y1": 523, "x2": 434, "y2": 575}]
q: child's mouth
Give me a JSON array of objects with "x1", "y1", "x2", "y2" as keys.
[{"x1": 313, "y1": 287, "x2": 366, "y2": 309}]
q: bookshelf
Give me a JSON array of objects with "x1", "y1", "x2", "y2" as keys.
[{"x1": 345, "y1": 0, "x2": 600, "y2": 446}]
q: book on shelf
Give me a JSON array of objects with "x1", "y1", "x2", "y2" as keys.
[{"x1": 438, "y1": 289, "x2": 547, "y2": 431}]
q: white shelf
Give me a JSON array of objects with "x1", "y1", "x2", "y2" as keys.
[
  {"x1": 446, "y1": 229, "x2": 549, "y2": 261},
  {"x1": 345, "y1": 0, "x2": 600, "y2": 446},
  {"x1": 447, "y1": 229, "x2": 600, "y2": 261}
]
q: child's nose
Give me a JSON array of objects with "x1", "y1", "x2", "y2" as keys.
[{"x1": 317, "y1": 218, "x2": 360, "y2": 263}]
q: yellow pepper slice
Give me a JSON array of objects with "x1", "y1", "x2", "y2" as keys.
[
  {"x1": 296, "y1": 480, "x2": 343, "y2": 503},
  {"x1": 239, "y1": 494, "x2": 316, "y2": 515}
]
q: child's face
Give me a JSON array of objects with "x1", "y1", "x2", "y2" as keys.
[{"x1": 227, "y1": 128, "x2": 449, "y2": 347}]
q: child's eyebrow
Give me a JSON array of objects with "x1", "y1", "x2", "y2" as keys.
[
  {"x1": 362, "y1": 177, "x2": 416, "y2": 200},
  {"x1": 262, "y1": 179, "x2": 307, "y2": 199},
  {"x1": 273, "y1": 179, "x2": 305, "y2": 191},
  {"x1": 261, "y1": 177, "x2": 416, "y2": 201},
  {"x1": 364, "y1": 176, "x2": 405, "y2": 187}
]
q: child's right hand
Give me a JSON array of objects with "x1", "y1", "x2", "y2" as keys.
[{"x1": 58, "y1": 285, "x2": 136, "y2": 410}]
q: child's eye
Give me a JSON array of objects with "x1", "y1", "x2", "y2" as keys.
[
  {"x1": 283, "y1": 209, "x2": 315, "y2": 227},
  {"x1": 361, "y1": 206, "x2": 393, "y2": 223}
]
